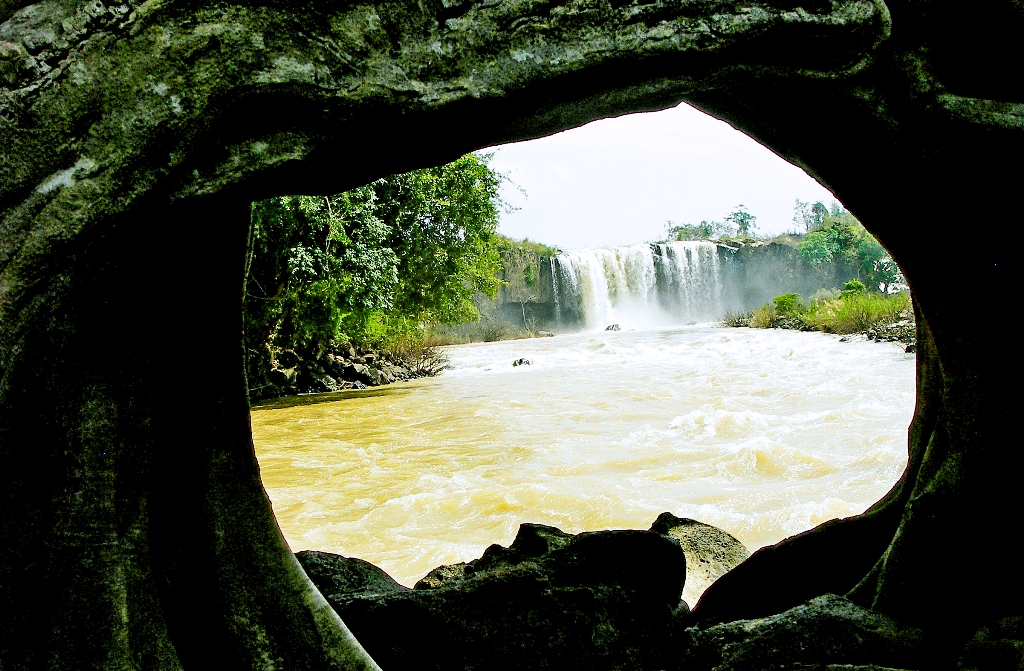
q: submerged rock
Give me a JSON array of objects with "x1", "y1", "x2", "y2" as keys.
[
  {"x1": 298, "y1": 522, "x2": 686, "y2": 670},
  {"x1": 650, "y1": 513, "x2": 749, "y2": 609}
]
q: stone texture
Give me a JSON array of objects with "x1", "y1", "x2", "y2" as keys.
[
  {"x1": 673, "y1": 594, "x2": 929, "y2": 671},
  {"x1": 958, "y1": 616, "x2": 1024, "y2": 671},
  {"x1": 297, "y1": 523, "x2": 686, "y2": 671},
  {"x1": 650, "y1": 512, "x2": 749, "y2": 609},
  {"x1": 2, "y1": 0, "x2": 1024, "y2": 667}
]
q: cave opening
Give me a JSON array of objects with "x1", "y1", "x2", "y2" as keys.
[
  {"x1": 3, "y1": 0, "x2": 1022, "y2": 666},
  {"x1": 244, "y1": 103, "x2": 917, "y2": 637}
]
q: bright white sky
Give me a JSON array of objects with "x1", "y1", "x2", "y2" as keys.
[{"x1": 485, "y1": 102, "x2": 837, "y2": 251}]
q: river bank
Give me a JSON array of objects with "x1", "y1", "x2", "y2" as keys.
[
  {"x1": 253, "y1": 341, "x2": 448, "y2": 401},
  {"x1": 724, "y1": 287, "x2": 916, "y2": 351}
]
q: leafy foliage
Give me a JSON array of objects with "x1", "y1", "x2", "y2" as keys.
[
  {"x1": 772, "y1": 292, "x2": 804, "y2": 316},
  {"x1": 371, "y1": 154, "x2": 504, "y2": 326},
  {"x1": 724, "y1": 204, "x2": 757, "y2": 238},
  {"x1": 842, "y1": 279, "x2": 866, "y2": 296},
  {"x1": 741, "y1": 288, "x2": 911, "y2": 335},
  {"x1": 664, "y1": 206, "x2": 757, "y2": 242},
  {"x1": 666, "y1": 221, "x2": 715, "y2": 241},
  {"x1": 796, "y1": 201, "x2": 905, "y2": 293},
  {"x1": 802, "y1": 291, "x2": 911, "y2": 334},
  {"x1": 243, "y1": 153, "x2": 506, "y2": 395}
]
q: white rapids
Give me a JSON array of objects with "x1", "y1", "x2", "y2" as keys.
[{"x1": 252, "y1": 326, "x2": 915, "y2": 588}]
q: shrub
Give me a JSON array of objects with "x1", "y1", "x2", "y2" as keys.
[
  {"x1": 842, "y1": 279, "x2": 867, "y2": 297},
  {"x1": 749, "y1": 304, "x2": 776, "y2": 328},
  {"x1": 722, "y1": 310, "x2": 751, "y2": 327},
  {"x1": 380, "y1": 336, "x2": 450, "y2": 376},
  {"x1": 803, "y1": 291, "x2": 911, "y2": 334},
  {"x1": 772, "y1": 293, "x2": 804, "y2": 316}
]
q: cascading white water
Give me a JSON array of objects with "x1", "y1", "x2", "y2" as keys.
[{"x1": 553, "y1": 241, "x2": 723, "y2": 329}]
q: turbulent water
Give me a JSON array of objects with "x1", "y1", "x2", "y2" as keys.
[
  {"x1": 252, "y1": 326, "x2": 915, "y2": 588},
  {"x1": 552, "y1": 241, "x2": 723, "y2": 329}
]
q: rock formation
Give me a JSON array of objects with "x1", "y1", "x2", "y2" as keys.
[
  {"x1": 2, "y1": 0, "x2": 1021, "y2": 667},
  {"x1": 297, "y1": 522, "x2": 687, "y2": 670},
  {"x1": 651, "y1": 513, "x2": 750, "y2": 609}
]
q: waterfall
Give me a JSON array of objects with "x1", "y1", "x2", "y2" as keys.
[{"x1": 552, "y1": 241, "x2": 723, "y2": 329}]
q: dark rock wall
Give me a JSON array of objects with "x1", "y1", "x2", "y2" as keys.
[
  {"x1": 718, "y1": 243, "x2": 855, "y2": 313},
  {"x1": 477, "y1": 253, "x2": 558, "y2": 328}
]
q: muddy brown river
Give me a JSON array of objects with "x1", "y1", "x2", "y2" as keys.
[{"x1": 252, "y1": 326, "x2": 914, "y2": 588}]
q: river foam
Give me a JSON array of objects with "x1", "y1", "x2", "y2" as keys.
[{"x1": 252, "y1": 326, "x2": 915, "y2": 587}]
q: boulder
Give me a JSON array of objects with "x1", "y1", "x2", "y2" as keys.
[
  {"x1": 277, "y1": 349, "x2": 300, "y2": 368},
  {"x1": 672, "y1": 594, "x2": 930, "y2": 671},
  {"x1": 316, "y1": 375, "x2": 339, "y2": 392},
  {"x1": 650, "y1": 513, "x2": 749, "y2": 609},
  {"x1": 364, "y1": 365, "x2": 384, "y2": 386},
  {"x1": 297, "y1": 522, "x2": 686, "y2": 671},
  {"x1": 606, "y1": 324, "x2": 621, "y2": 331},
  {"x1": 268, "y1": 367, "x2": 297, "y2": 388},
  {"x1": 958, "y1": 616, "x2": 1024, "y2": 671},
  {"x1": 347, "y1": 362, "x2": 373, "y2": 385},
  {"x1": 298, "y1": 551, "x2": 407, "y2": 599}
]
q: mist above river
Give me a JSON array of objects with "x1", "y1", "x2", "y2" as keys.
[{"x1": 252, "y1": 326, "x2": 914, "y2": 588}]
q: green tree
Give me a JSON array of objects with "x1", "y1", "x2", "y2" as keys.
[
  {"x1": 666, "y1": 220, "x2": 714, "y2": 241},
  {"x1": 795, "y1": 201, "x2": 906, "y2": 293},
  {"x1": 243, "y1": 153, "x2": 507, "y2": 394},
  {"x1": 725, "y1": 205, "x2": 757, "y2": 237},
  {"x1": 372, "y1": 153, "x2": 504, "y2": 326}
]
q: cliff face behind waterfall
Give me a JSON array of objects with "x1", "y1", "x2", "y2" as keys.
[{"x1": 474, "y1": 241, "x2": 866, "y2": 332}]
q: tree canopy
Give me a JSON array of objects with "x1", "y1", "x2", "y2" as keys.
[
  {"x1": 243, "y1": 153, "x2": 505, "y2": 393},
  {"x1": 796, "y1": 201, "x2": 904, "y2": 293}
]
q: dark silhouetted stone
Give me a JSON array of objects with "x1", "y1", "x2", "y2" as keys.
[{"x1": 298, "y1": 523, "x2": 685, "y2": 671}]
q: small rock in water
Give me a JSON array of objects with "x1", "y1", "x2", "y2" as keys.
[
  {"x1": 905, "y1": 343, "x2": 917, "y2": 353},
  {"x1": 605, "y1": 324, "x2": 621, "y2": 331},
  {"x1": 685, "y1": 320, "x2": 697, "y2": 326},
  {"x1": 839, "y1": 336, "x2": 851, "y2": 342},
  {"x1": 536, "y1": 330, "x2": 555, "y2": 337},
  {"x1": 512, "y1": 358, "x2": 531, "y2": 367}
]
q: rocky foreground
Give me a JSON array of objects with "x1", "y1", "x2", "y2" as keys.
[{"x1": 296, "y1": 514, "x2": 965, "y2": 671}]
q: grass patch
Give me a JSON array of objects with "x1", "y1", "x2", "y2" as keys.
[
  {"x1": 722, "y1": 310, "x2": 751, "y2": 327},
  {"x1": 749, "y1": 305, "x2": 776, "y2": 329},
  {"x1": 803, "y1": 291, "x2": 911, "y2": 334},
  {"x1": 379, "y1": 335, "x2": 451, "y2": 376}
]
